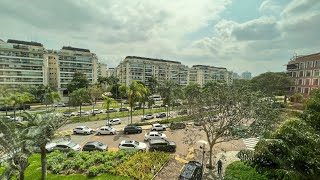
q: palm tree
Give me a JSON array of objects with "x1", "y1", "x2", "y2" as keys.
[
  {"x1": 25, "y1": 112, "x2": 68, "y2": 180},
  {"x1": 139, "y1": 87, "x2": 151, "y2": 117},
  {"x1": 43, "y1": 91, "x2": 60, "y2": 111},
  {"x1": 127, "y1": 81, "x2": 147, "y2": 124},
  {"x1": 0, "y1": 96, "x2": 14, "y2": 116},
  {"x1": 158, "y1": 80, "x2": 181, "y2": 115},
  {"x1": 147, "y1": 96, "x2": 155, "y2": 113},
  {"x1": 88, "y1": 87, "x2": 103, "y2": 113},
  {"x1": 102, "y1": 93, "x2": 117, "y2": 126},
  {"x1": 0, "y1": 118, "x2": 31, "y2": 180},
  {"x1": 69, "y1": 88, "x2": 90, "y2": 116},
  {"x1": 19, "y1": 92, "x2": 34, "y2": 112}
]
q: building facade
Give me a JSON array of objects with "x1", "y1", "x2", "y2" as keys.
[
  {"x1": 116, "y1": 56, "x2": 189, "y2": 87},
  {"x1": 188, "y1": 65, "x2": 233, "y2": 86},
  {"x1": 0, "y1": 39, "x2": 47, "y2": 88},
  {"x1": 0, "y1": 39, "x2": 99, "y2": 95},
  {"x1": 287, "y1": 53, "x2": 320, "y2": 95},
  {"x1": 241, "y1": 71, "x2": 252, "y2": 80},
  {"x1": 98, "y1": 63, "x2": 107, "y2": 77}
]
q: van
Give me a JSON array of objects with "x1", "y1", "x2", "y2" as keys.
[{"x1": 179, "y1": 161, "x2": 203, "y2": 180}]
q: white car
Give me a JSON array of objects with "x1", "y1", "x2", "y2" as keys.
[
  {"x1": 63, "y1": 111, "x2": 76, "y2": 117},
  {"x1": 91, "y1": 109, "x2": 104, "y2": 114},
  {"x1": 144, "y1": 131, "x2": 167, "y2": 141},
  {"x1": 141, "y1": 114, "x2": 154, "y2": 120},
  {"x1": 96, "y1": 126, "x2": 117, "y2": 135},
  {"x1": 46, "y1": 141, "x2": 81, "y2": 152},
  {"x1": 118, "y1": 140, "x2": 147, "y2": 152},
  {"x1": 77, "y1": 110, "x2": 90, "y2": 116},
  {"x1": 73, "y1": 126, "x2": 94, "y2": 135},
  {"x1": 54, "y1": 103, "x2": 65, "y2": 107},
  {"x1": 151, "y1": 123, "x2": 167, "y2": 131},
  {"x1": 107, "y1": 118, "x2": 121, "y2": 125}
]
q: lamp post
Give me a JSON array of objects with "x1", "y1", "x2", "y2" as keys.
[
  {"x1": 165, "y1": 105, "x2": 168, "y2": 121},
  {"x1": 18, "y1": 95, "x2": 21, "y2": 117},
  {"x1": 127, "y1": 107, "x2": 130, "y2": 125}
]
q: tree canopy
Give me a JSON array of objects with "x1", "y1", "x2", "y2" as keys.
[{"x1": 67, "y1": 72, "x2": 90, "y2": 93}]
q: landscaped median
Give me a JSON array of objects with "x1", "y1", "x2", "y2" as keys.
[
  {"x1": 132, "y1": 115, "x2": 193, "y2": 126},
  {"x1": 22, "y1": 150, "x2": 170, "y2": 180}
]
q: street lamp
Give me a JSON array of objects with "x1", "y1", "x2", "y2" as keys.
[
  {"x1": 198, "y1": 140, "x2": 208, "y2": 171},
  {"x1": 127, "y1": 107, "x2": 130, "y2": 124},
  {"x1": 18, "y1": 95, "x2": 21, "y2": 117},
  {"x1": 165, "y1": 105, "x2": 168, "y2": 121}
]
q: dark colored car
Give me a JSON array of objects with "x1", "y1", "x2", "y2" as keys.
[
  {"x1": 156, "y1": 112, "x2": 166, "y2": 118},
  {"x1": 179, "y1": 161, "x2": 203, "y2": 180},
  {"x1": 119, "y1": 107, "x2": 129, "y2": 112},
  {"x1": 153, "y1": 105, "x2": 161, "y2": 108},
  {"x1": 0, "y1": 106, "x2": 13, "y2": 111},
  {"x1": 170, "y1": 122, "x2": 186, "y2": 130},
  {"x1": 105, "y1": 108, "x2": 117, "y2": 113},
  {"x1": 123, "y1": 126, "x2": 142, "y2": 134},
  {"x1": 134, "y1": 106, "x2": 142, "y2": 110},
  {"x1": 173, "y1": 102, "x2": 182, "y2": 106},
  {"x1": 82, "y1": 141, "x2": 108, "y2": 152},
  {"x1": 16, "y1": 105, "x2": 31, "y2": 110},
  {"x1": 149, "y1": 139, "x2": 176, "y2": 152}
]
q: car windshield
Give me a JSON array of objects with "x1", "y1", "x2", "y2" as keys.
[
  {"x1": 98, "y1": 142, "x2": 104, "y2": 146},
  {"x1": 67, "y1": 142, "x2": 77, "y2": 147}
]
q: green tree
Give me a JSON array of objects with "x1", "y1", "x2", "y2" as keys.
[
  {"x1": 118, "y1": 85, "x2": 128, "y2": 108},
  {"x1": 18, "y1": 92, "x2": 34, "y2": 111},
  {"x1": 158, "y1": 80, "x2": 181, "y2": 114},
  {"x1": 291, "y1": 92, "x2": 304, "y2": 103},
  {"x1": 183, "y1": 83, "x2": 201, "y2": 114},
  {"x1": 225, "y1": 161, "x2": 267, "y2": 180},
  {"x1": 146, "y1": 76, "x2": 158, "y2": 94},
  {"x1": 25, "y1": 112, "x2": 68, "y2": 180},
  {"x1": 189, "y1": 82, "x2": 279, "y2": 169},
  {"x1": 0, "y1": 96, "x2": 14, "y2": 116},
  {"x1": 250, "y1": 72, "x2": 293, "y2": 103},
  {"x1": 0, "y1": 119, "x2": 31, "y2": 180},
  {"x1": 139, "y1": 87, "x2": 151, "y2": 117},
  {"x1": 127, "y1": 81, "x2": 147, "y2": 124},
  {"x1": 43, "y1": 91, "x2": 61, "y2": 111},
  {"x1": 88, "y1": 87, "x2": 103, "y2": 113},
  {"x1": 69, "y1": 88, "x2": 90, "y2": 116},
  {"x1": 67, "y1": 72, "x2": 90, "y2": 93},
  {"x1": 102, "y1": 93, "x2": 117, "y2": 126},
  {"x1": 301, "y1": 89, "x2": 320, "y2": 133}
]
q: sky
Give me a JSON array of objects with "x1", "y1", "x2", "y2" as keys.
[{"x1": 0, "y1": 0, "x2": 319, "y2": 76}]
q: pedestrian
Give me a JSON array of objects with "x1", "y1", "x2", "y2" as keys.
[{"x1": 217, "y1": 159, "x2": 222, "y2": 175}]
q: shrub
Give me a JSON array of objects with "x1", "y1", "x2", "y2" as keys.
[
  {"x1": 87, "y1": 166, "x2": 100, "y2": 177},
  {"x1": 225, "y1": 161, "x2": 267, "y2": 180},
  {"x1": 236, "y1": 149, "x2": 254, "y2": 161}
]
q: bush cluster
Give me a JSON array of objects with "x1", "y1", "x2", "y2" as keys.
[{"x1": 47, "y1": 150, "x2": 170, "y2": 179}]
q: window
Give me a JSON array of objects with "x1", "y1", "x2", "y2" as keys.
[
  {"x1": 292, "y1": 72, "x2": 297, "y2": 77},
  {"x1": 306, "y1": 70, "x2": 312, "y2": 77},
  {"x1": 297, "y1": 87, "x2": 302, "y2": 93},
  {"x1": 314, "y1": 79, "x2": 319, "y2": 85},
  {"x1": 306, "y1": 79, "x2": 310, "y2": 85},
  {"x1": 300, "y1": 63, "x2": 305, "y2": 69},
  {"x1": 304, "y1": 88, "x2": 309, "y2": 94},
  {"x1": 314, "y1": 70, "x2": 320, "y2": 76},
  {"x1": 307, "y1": 61, "x2": 313, "y2": 68},
  {"x1": 315, "y1": 60, "x2": 320, "y2": 67},
  {"x1": 298, "y1": 79, "x2": 303, "y2": 85},
  {"x1": 299, "y1": 71, "x2": 304, "y2": 77}
]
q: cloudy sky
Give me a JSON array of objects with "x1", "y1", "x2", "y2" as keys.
[{"x1": 0, "y1": 0, "x2": 319, "y2": 76}]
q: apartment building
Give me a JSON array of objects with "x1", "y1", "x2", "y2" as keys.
[
  {"x1": 107, "y1": 68, "x2": 115, "y2": 77},
  {"x1": 287, "y1": 52, "x2": 320, "y2": 95},
  {"x1": 0, "y1": 39, "x2": 47, "y2": 88},
  {"x1": 0, "y1": 39, "x2": 99, "y2": 95},
  {"x1": 98, "y1": 63, "x2": 107, "y2": 77},
  {"x1": 241, "y1": 71, "x2": 252, "y2": 80},
  {"x1": 188, "y1": 65, "x2": 233, "y2": 86},
  {"x1": 116, "y1": 56, "x2": 189, "y2": 87}
]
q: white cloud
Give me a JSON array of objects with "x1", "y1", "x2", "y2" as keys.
[{"x1": 259, "y1": 0, "x2": 283, "y2": 14}]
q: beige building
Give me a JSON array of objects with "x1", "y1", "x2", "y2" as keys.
[
  {"x1": 98, "y1": 63, "x2": 107, "y2": 77},
  {"x1": 0, "y1": 39, "x2": 47, "y2": 88},
  {"x1": 116, "y1": 56, "x2": 189, "y2": 87},
  {"x1": 188, "y1": 65, "x2": 233, "y2": 86},
  {"x1": 287, "y1": 52, "x2": 320, "y2": 95},
  {"x1": 0, "y1": 39, "x2": 99, "y2": 96}
]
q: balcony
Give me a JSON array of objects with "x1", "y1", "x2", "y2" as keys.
[{"x1": 287, "y1": 64, "x2": 298, "y2": 70}]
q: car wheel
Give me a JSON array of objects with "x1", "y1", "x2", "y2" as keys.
[
  {"x1": 73, "y1": 131, "x2": 77, "y2": 134},
  {"x1": 170, "y1": 148, "x2": 175, "y2": 152},
  {"x1": 97, "y1": 132, "x2": 101, "y2": 135},
  {"x1": 111, "y1": 132, "x2": 114, "y2": 135},
  {"x1": 125, "y1": 131, "x2": 129, "y2": 135},
  {"x1": 163, "y1": 128, "x2": 166, "y2": 131},
  {"x1": 85, "y1": 132, "x2": 88, "y2": 135},
  {"x1": 138, "y1": 130, "x2": 141, "y2": 133},
  {"x1": 138, "y1": 149, "x2": 143, "y2": 152}
]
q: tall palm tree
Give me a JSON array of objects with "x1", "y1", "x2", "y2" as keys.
[
  {"x1": 19, "y1": 92, "x2": 34, "y2": 112},
  {"x1": 139, "y1": 87, "x2": 151, "y2": 117},
  {"x1": 102, "y1": 93, "x2": 117, "y2": 126},
  {"x1": 25, "y1": 112, "x2": 68, "y2": 180},
  {"x1": 69, "y1": 88, "x2": 90, "y2": 116},
  {"x1": 43, "y1": 91, "x2": 60, "y2": 111},
  {"x1": 127, "y1": 81, "x2": 147, "y2": 124},
  {"x1": 158, "y1": 80, "x2": 181, "y2": 115}
]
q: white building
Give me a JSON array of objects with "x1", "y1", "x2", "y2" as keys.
[
  {"x1": 98, "y1": 63, "x2": 108, "y2": 77},
  {"x1": 116, "y1": 56, "x2": 189, "y2": 87}
]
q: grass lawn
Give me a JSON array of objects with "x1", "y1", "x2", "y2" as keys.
[{"x1": 23, "y1": 154, "x2": 131, "y2": 180}]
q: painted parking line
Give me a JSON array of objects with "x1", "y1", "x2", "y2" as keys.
[
  {"x1": 175, "y1": 155, "x2": 189, "y2": 164},
  {"x1": 186, "y1": 147, "x2": 194, "y2": 159}
]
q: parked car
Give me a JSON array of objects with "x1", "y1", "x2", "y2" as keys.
[
  {"x1": 124, "y1": 126, "x2": 142, "y2": 134},
  {"x1": 149, "y1": 139, "x2": 176, "y2": 152},
  {"x1": 63, "y1": 111, "x2": 76, "y2": 117},
  {"x1": 105, "y1": 108, "x2": 117, "y2": 113},
  {"x1": 91, "y1": 109, "x2": 104, "y2": 114},
  {"x1": 118, "y1": 140, "x2": 147, "y2": 152},
  {"x1": 133, "y1": 106, "x2": 142, "y2": 110},
  {"x1": 124, "y1": 100, "x2": 129, "y2": 104},
  {"x1": 119, "y1": 107, "x2": 129, "y2": 112},
  {"x1": 179, "y1": 161, "x2": 203, "y2": 180},
  {"x1": 151, "y1": 123, "x2": 166, "y2": 131},
  {"x1": 170, "y1": 122, "x2": 186, "y2": 130},
  {"x1": 54, "y1": 103, "x2": 65, "y2": 107},
  {"x1": 156, "y1": 112, "x2": 166, "y2": 118},
  {"x1": 73, "y1": 126, "x2": 94, "y2": 135},
  {"x1": 107, "y1": 118, "x2": 121, "y2": 125},
  {"x1": 46, "y1": 141, "x2": 81, "y2": 152},
  {"x1": 141, "y1": 114, "x2": 154, "y2": 120},
  {"x1": 0, "y1": 106, "x2": 13, "y2": 111},
  {"x1": 82, "y1": 141, "x2": 108, "y2": 152},
  {"x1": 144, "y1": 131, "x2": 167, "y2": 141},
  {"x1": 77, "y1": 110, "x2": 90, "y2": 116},
  {"x1": 96, "y1": 126, "x2": 117, "y2": 135},
  {"x1": 16, "y1": 105, "x2": 31, "y2": 110},
  {"x1": 152, "y1": 105, "x2": 161, "y2": 108}
]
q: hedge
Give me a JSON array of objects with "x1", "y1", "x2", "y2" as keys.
[{"x1": 224, "y1": 161, "x2": 267, "y2": 180}]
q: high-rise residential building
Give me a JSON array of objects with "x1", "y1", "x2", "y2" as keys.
[
  {"x1": 0, "y1": 39, "x2": 47, "y2": 88},
  {"x1": 241, "y1": 71, "x2": 252, "y2": 80},
  {"x1": 233, "y1": 72, "x2": 241, "y2": 79},
  {"x1": 107, "y1": 68, "x2": 115, "y2": 77},
  {"x1": 188, "y1": 65, "x2": 233, "y2": 86},
  {"x1": 97, "y1": 63, "x2": 108, "y2": 77},
  {"x1": 0, "y1": 39, "x2": 99, "y2": 96},
  {"x1": 116, "y1": 56, "x2": 189, "y2": 87},
  {"x1": 287, "y1": 52, "x2": 320, "y2": 95}
]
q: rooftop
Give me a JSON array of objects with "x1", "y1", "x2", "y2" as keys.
[
  {"x1": 125, "y1": 56, "x2": 181, "y2": 64},
  {"x1": 192, "y1": 65, "x2": 227, "y2": 70},
  {"x1": 7, "y1": 39, "x2": 43, "y2": 47},
  {"x1": 62, "y1": 46, "x2": 90, "y2": 52}
]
